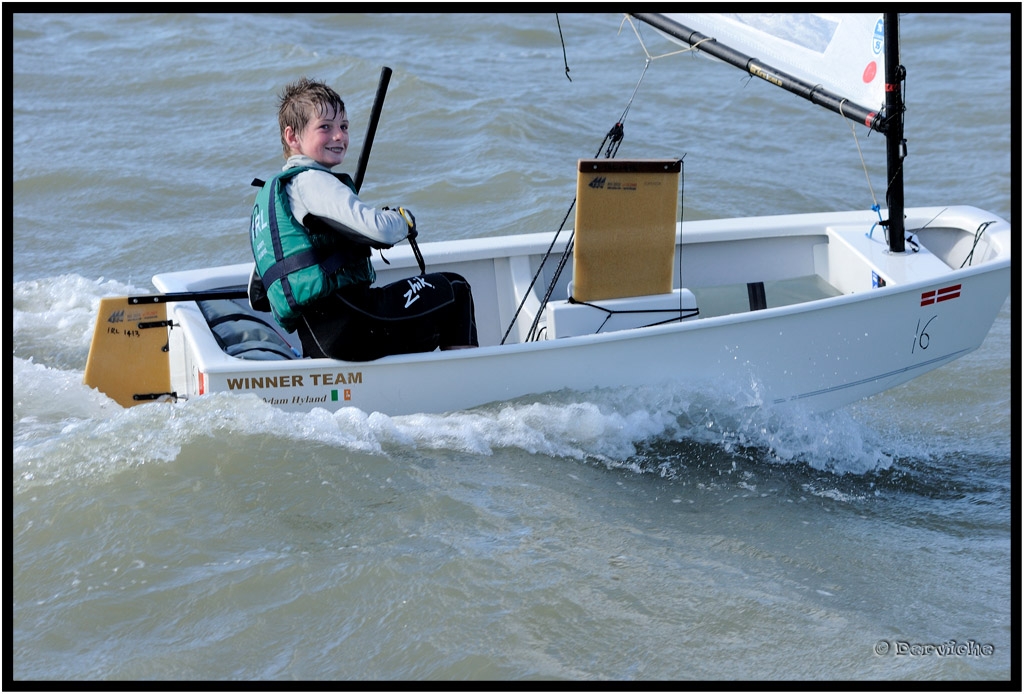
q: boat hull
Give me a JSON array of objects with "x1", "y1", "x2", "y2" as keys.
[{"x1": 143, "y1": 206, "x2": 1010, "y2": 416}]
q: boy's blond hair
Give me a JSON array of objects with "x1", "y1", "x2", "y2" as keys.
[{"x1": 278, "y1": 77, "x2": 346, "y2": 158}]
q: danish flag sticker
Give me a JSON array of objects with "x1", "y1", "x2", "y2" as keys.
[{"x1": 920, "y1": 284, "x2": 961, "y2": 306}]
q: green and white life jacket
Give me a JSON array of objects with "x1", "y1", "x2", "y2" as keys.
[{"x1": 250, "y1": 167, "x2": 374, "y2": 331}]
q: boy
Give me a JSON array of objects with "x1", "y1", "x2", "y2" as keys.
[{"x1": 250, "y1": 77, "x2": 478, "y2": 361}]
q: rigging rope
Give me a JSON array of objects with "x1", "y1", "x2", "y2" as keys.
[
  {"x1": 840, "y1": 99, "x2": 881, "y2": 211},
  {"x1": 513, "y1": 118, "x2": 628, "y2": 344},
  {"x1": 521, "y1": 61, "x2": 653, "y2": 344},
  {"x1": 849, "y1": 86, "x2": 916, "y2": 252},
  {"x1": 500, "y1": 15, "x2": 697, "y2": 345},
  {"x1": 501, "y1": 26, "x2": 656, "y2": 345},
  {"x1": 962, "y1": 221, "x2": 994, "y2": 268},
  {"x1": 555, "y1": 14, "x2": 572, "y2": 82},
  {"x1": 621, "y1": 14, "x2": 704, "y2": 62},
  {"x1": 841, "y1": 99, "x2": 891, "y2": 243}
]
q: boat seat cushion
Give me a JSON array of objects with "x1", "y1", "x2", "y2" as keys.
[{"x1": 197, "y1": 299, "x2": 298, "y2": 360}]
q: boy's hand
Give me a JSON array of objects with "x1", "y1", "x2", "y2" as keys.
[{"x1": 397, "y1": 207, "x2": 417, "y2": 239}]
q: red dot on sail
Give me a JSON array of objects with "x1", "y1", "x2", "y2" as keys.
[{"x1": 863, "y1": 62, "x2": 878, "y2": 83}]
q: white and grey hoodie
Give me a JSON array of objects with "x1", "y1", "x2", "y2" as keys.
[{"x1": 283, "y1": 154, "x2": 410, "y2": 248}]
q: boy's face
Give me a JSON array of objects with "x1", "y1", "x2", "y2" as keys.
[{"x1": 284, "y1": 104, "x2": 349, "y2": 168}]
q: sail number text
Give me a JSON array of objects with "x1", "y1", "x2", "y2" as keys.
[
  {"x1": 106, "y1": 326, "x2": 141, "y2": 339},
  {"x1": 912, "y1": 316, "x2": 936, "y2": 353}
]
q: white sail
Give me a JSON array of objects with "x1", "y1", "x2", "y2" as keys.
[{"x1": 659, "y1": 13, "x2": 886, "y2": 115}]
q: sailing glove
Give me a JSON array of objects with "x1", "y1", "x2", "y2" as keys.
[{"x1": 396, "y1": 206, "x2": 417, "y2": 240}]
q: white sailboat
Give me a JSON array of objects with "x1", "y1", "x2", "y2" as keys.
[{"x1": 83, "y1": 13, "x2": 1011, "y2": 417}]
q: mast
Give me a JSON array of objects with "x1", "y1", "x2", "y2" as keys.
[{"x1": 884, "y1": 12, "x2": 906, "y2": 252}]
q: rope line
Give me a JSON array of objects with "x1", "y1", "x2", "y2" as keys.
[
  {"x1": 840, "y1": 99, "x2": 880, "y2": 211},
  {"x1": 621, "y1": 14, "x2": 707, "y2": 62},
  {"x1": 500, "y1": 15, "x2": 708, "y2": 344},
  {"x1": 502, "y1": 59, "x2": 652, "y2": 345}
]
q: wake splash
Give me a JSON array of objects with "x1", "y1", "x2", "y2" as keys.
[
  {"x1": 12, "y1": 273, "x2": 148, "y2": 371},
  {"x1": 14, "y1": 352, "x2": 898, "y2": 497},
  {"x1": 13, "y1": 273, "x2": 902, "y2": 491}
]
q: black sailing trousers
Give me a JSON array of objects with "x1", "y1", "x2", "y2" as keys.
[{"x1": 297, "y1": 272, "x2": 478, "y2": 361}]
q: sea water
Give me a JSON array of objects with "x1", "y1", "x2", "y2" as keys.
[{"x1": 12, "y1": 12, "x2": 1015, "y2": 681}]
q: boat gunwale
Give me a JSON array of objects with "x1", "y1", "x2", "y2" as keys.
[
  {"x1": 173, "y1": 260, "x2": 1010, "y2": 376},
  {"x1": 153, "y1": 205, "x2": 1012, "y2": 294}
]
